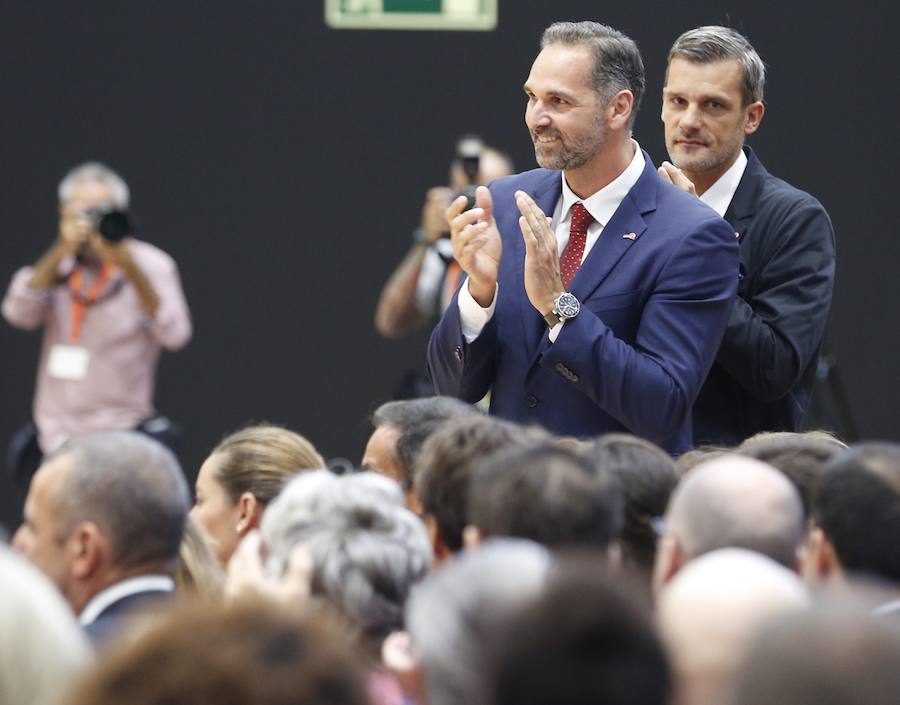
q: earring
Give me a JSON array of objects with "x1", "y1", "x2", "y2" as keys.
[{"x1": 236, "y1": 522, "x2": 245, "y2": 534}]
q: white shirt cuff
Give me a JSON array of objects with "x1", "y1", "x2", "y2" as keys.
[
  {"x1": 458, "y1": 280, "x2": 498, "y2": 343},
  {"x1": 547, "y1": 320, "x2": 564, "y2": 343}
]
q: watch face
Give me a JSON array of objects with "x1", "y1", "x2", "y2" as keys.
[{"x1": 556, "y1": 292, "x2": 580, "y2": 318}]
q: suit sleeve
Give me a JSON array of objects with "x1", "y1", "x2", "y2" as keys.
[
  {"x1": 540, "y1": 215, "x2": 739, "y2": 441},
  {"x1": 716, "y1": 198, "x2": 835, "y2": 401},
  {"x1": 426, "y1": 284, "x2": 497, "y2": 403}
]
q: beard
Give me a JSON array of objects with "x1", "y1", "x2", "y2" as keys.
[
  {"x1": 531, "y1": 118, "x2": 608, "y2": 171},
  {"x1": 668, "y1": 129, "x2": 744, "y2": 175}
]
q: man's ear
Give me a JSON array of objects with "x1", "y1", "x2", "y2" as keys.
[
  {"x1": 652, "y1": 534, "x2": 684, "y2": 594},
  {"x1": 69, "y1": 521, "x2": 108, "y2": 580},
  {"x1": 236, "y1": 492, "x2": 261, "y2": 536},
  {"x1": 605, "y1": 89, "x2": 635, "y2": 131},
  {"x1": 743, "y1": 101, "x2": 765, "y2": 136},
  {"x1": 803, "y1": 526, "x2": 844, "y2": 582},
  {"x1": 424, "y1": 514, "x2": 453, "y2": 565},
  {"x1": 462, "y1": 525, "x2": 483, "y2": 551},
  {"x1": 382, "y1": 630, "x2": 426, "y2": 703}
]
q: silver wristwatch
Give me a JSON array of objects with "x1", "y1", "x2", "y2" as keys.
[{"x1": 543, "y1": 292, "x2": 581, "y2": 327}]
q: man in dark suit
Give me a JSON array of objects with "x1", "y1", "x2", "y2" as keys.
[
  {"x1": 427, "y1": 21, "x2": 739, "y2": 455},
  {"x1": 12, "y1": 430, "x2": 189, "y2": 646},
  {"x1": 658, "y1": 26, "x2": 836, "y2": 446}
]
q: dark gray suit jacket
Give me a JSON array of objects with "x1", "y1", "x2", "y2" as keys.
[{"x1": 693, "y1": 147, "x2": 836, "y2": 446}]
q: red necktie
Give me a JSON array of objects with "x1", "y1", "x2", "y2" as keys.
[{"x1": 560, "y1": 202, "x2": 593, "y2": 288}]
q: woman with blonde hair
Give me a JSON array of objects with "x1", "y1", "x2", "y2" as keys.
[{"x1": 190, "y1": 424, "x2": 325, "y2": 565}]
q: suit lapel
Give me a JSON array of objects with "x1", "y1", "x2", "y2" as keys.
[
  {"x1": 725, "y1": 147, "x2": 764, "y2": 242},
  {"x1": 571, "y1": 153, "x2": 657, "y2": 302}
]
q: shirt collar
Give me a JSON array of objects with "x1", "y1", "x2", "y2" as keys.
[
  {"x1": 699, "y1": 148, "x2": 748, "y2": 217},
  {"x1": 79, "y1": 574, "x2": 174, "y2": 625},
  {"x1": 560, "y1": 139, "x2": 645, "y2": 227}
]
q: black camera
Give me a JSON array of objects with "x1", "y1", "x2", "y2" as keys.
[{"x1": 85, "y1": 206, "x2": 135, "y2": 243}]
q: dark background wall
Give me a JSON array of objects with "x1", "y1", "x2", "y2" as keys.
[{"x1": 1, "y1": 1, "x2": 896, "y2": 529}]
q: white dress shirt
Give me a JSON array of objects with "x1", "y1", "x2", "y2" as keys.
[
  {"x1": 699, "y1": 149, "x2": 748, "y2": 217},
  {"x1": 458, "y1": 141, "x2": 646, "y2": 343}
]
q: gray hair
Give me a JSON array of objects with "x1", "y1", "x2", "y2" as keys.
[
  {"x1": 261, "y1": 470, "x2": 432, "y2": 640},
  {"x1": 55, "y1": 431, "x2": 189, "y2": 570},
  {"x1": 58, "y1": 161, "x2": 130, "y2": 208},
  {"x1": 540, "y1": 21, "x2": 645, "y2": 128},
  {"x1": 406, "y1": 539, "x2": 552, "y2": 705},
  {"x1": 668, "y1": 26, "x2": 766, "y2": 105},
  {"x1": 0, "y1": 545, "x2": 92, "y2": 705}
]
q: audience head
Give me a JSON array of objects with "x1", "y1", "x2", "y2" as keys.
[
  {"x1": 539, "y1": 21, "x2": 645, "y2": 129},
  {"x1": 364, "y1": 396, "x2": 479, "y2": 500},
  {"x1": 587, "y1": 434, "x2": 677, "y2": 573},
  {"x1": 449, "y1": 144, "x2": 515, "y2": 190},
  {"x1": 58, "y1": 161, "x2": 129, "y2": 209},
  {"x1": 191, "y1": 424, "x2": 325, "y2": 565},
  {"x1": 406, "y1": 539, "x2": 551, "y2": 705},
  {"x1": 807, "y1": 442, "x2": 900, "y2": 584},
  {"x1": 732, "y1": 605, "x2": 900, "y2": 705},
  {"x1": 67, "y1": 599, "x2": 368, "y2": 705},
  {"x1": 656, "y1": 548, "x2": 809, "y2": 705},
  {"x1": 415, "y1": 415, "x2": 546, "y2": 560},
  {"x1": 260, "y1": 469, "x2": 431, "y2": 645},
  {"x1": 482, "y1": 556, "x2": 670, "y2": 705},
  {"x1": 0, "y1": 544, "x2": 92, "y2": 705},
  {"x1": 737, "y1": 430, "x2": 847, "y2": 517},
  {"x1": 13, "y1": 430, "x2": 189, "y2": 615},
  {"x1": 653, "y1": 454, "x2": 804, "y2": 591},
  {"x1": 467, "y1": 441, "x2": 624, "y2": 551}
]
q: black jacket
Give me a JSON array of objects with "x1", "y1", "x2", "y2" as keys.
[{"x1": 692, "y1": 147, "x2": 836, "y2": 446}]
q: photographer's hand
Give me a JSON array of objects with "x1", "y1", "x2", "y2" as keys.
[
  {"x1": 26, "y1": 209, "x2": 90, "y2": 290},
  {"x1": 90, "y1": 233, "x2": 161, "y2": 318}
]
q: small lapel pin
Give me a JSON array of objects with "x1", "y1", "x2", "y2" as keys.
[{"x1": 623, "y1": 232, "x2": 638, "y2": 241}]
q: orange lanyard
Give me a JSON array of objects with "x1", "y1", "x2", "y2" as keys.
[{"x1": 69, "y1": 264, "x2": 115, "y2": 343}]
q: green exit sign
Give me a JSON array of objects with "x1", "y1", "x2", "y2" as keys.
[{"x1": 325, "y1": 0, "x2": 497, "y2": 30}]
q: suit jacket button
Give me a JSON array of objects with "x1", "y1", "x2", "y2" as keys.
[
  {"x1": 525, "y1": 394, "x2": 538, "y2": 408},
  {"x1": 454, "y1": 346, "x2": 463, "y2": 361}
]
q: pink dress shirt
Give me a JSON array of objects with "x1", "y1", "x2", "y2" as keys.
[{"x1": 2, "y1": 240, "x2": 192, "y2": 453}]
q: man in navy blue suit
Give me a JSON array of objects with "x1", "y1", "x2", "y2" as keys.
[
  {"x1": 658, "y1": 27, "x2": 836, "y2": 446},
  {"x1": 426, "y1": 21, "x2": 740, "y2": 455}
]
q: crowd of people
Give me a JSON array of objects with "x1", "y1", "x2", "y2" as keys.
[
  {"x1": 2, "y1": 15, "x2": 893, "y2": 705},
  {"x1": 3, "y1": 404, "x2": 900, "y2": 705}
]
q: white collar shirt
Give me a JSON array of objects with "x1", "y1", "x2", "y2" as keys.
[
  {"x1": 699, "y1": 148, "x2": 748, "y2": 217},
  {"x1": 78, "y1": 574, "x2": 174, "y2": 626}
]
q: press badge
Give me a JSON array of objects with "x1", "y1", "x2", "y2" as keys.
[{"x1": 47, "y1": 344, "x2": 90, "y2": 380}]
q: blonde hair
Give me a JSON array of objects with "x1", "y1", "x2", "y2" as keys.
[
  {"x1": 211, "y1": 424, "x2": 325, "y2": 506},
  {"x1": 175, "y1": 518, "x2": 224, "y2": 601}
]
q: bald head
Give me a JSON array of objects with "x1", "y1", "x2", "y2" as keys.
[
  {"x1": 665, "y1": 455, "x2": 803, "y2": 567},
  {"x1": 657, "y1": 549, "x2": 809, "y2": 705}
]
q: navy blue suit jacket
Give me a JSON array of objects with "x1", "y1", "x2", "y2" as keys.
[
  {"x1": 427, "y1": 152, "x2": 739, "y2": 454},
  {"x1": 692, "y1": 147, "x2": 836, "y2": 445}
]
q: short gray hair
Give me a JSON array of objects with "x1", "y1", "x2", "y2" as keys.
[
  {"x1": 55, "y1": 431, "x2": 189, "y2": 570},
  {"x1": 58, "y1": 161, "x2": 130, "y2": 208},
  {"x1": 540, "y1": 21, "x2": 645, "y2": 128},
  {"x1": 261, "y1": 470, "x2": 432, "y2": 640},
  {"x1": 668, "y1": 26, "x2": 766, "y2": 105},
  {"x1": 406, "y1": 539, "x2": 551, "y2": 705},
  {"x1": 0, "y1": 545, "x2": 92, "y2": 705}
]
